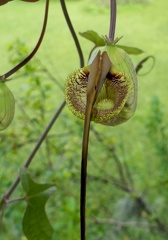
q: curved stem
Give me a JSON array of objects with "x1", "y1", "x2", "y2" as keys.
[
  {"x1": 109, "y1": 0, "x2": 116, "y2": 41},
  {"x1": 80, "y1": 115, "x2": 91, "y2": 240},
  {"x1": 60, "y1": 0, "x2": 84, "y2": 68},
  {"x1": 135, "y1": 55, "x2": 155, "y2": 75},
  {"x1": 60, "y1": 1, "x2": 86, "y2": 238},
  {"x1": 3, "y1": 100, "x2": 66, "y2": 201},
  {"x1": 0, "y1": 0, "x2": 49, "y2": 79}
]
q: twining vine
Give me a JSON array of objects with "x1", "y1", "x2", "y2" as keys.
[{"x1": 0, "y1": 0, "x2": 159, "y2": 240}]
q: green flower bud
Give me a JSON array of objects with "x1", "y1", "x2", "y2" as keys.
[
  {"x1": 65, "y1": 41, "x2": 137, "y2": 126},
  {"x1": 0, "y1": 81, "x2": 15, "y2": 130}
]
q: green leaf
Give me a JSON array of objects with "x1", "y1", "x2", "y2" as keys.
[
  {"x1": 116, "y1": 45, "x2": 144, "y2": 55},
  {"x1": 79, "y1": 30, "x2": 144, "y2": 55},
  {"x1": 20, "y1": 168, "x2": 56, "y2": 240},
  {"x1": 79, "y1": 30, "x2": 105, "y2": 46}
]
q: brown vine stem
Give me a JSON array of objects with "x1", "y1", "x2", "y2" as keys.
[
  {"x1": 109, "y1": 0, "x2": 116, "y2": 41},
  {"x1": 80, "y1": 51, "x2": 111, "y2": 240},
  {"x1": 1, "y1": 0, "x2": 50, "y2": 206},
  {"x1": 1, "y1": 0, "x2": 84, "y2": 204},
  {"x1": 60, "y1": 0, "x2": 84, "y2": 68},
  {"x1": 0, "y1": 0, "x2": 49, "y2": 80},
  {"x1": 80, "y1": 110, "x2": 91, "y2": 240},
  {"x1": 3, "y1": 100, "x2": 66, "y2": 201},
  {"x1": 80, "y1": 1, "x2": 117, "y2": 239}
]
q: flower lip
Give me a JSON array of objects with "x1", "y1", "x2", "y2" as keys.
[
  {"x1": 92, "y1": 69, "x2": 129, "y2": 124},
  {"x1": 65, "y1": 65, "x2": 130, "y2": 125}
]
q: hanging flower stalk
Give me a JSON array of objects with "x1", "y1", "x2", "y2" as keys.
[
  {"x1": 65, "y1": 37, "x2": 138, "y2": 126},
  {"x1": 65, "y1": 0, "x2": 141, "y2": 239},
  {"x1": 64, "y1": 0, "x2": 143, "y2": 238}
]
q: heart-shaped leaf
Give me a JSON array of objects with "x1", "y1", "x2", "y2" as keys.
[{"x1": 20, "y1": 168, "x2": 56, "y2": 240}]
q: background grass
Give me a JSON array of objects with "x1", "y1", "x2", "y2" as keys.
[{"x1": 0, "y1": 0, "x2": 168, "y2": 239}]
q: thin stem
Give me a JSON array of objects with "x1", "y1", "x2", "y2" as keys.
[
  {"x1": 109, "y1": 0, "x2": 117, "y2": 41},
  {"x1": 3, "y1": 100, "x2": 66, "y2": 200},
  {"x1": 0, "y1": 0, "x2": 49, "y2": 79},
  {"x1": 93, "y1": 217, "x2": 158, "y2": 228},
  {"x1": 59, "y1": 1, "x2": 86, "y2": 238},
  {"x1": 80, "y1": 51, "x2": 111, "y2": 240},
  {"x1": 5, "y1": 197, "x2": 25, "y2": 204},
  {"x1": 80, "y1": 110, "x2": 91, "y2": 240},
  {"x1": 60, "y1": 0, "x2": 84, "y2": 68}
]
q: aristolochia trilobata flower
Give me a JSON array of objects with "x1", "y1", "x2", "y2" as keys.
[
  {"x1": 0, "y1": 81, "x2": 15, "y2": 130},
  {"x1": 65, "y1": 38, "x2": 137, "y2": 126}
]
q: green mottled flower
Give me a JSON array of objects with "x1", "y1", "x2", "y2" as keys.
[{"x1": 65, "y1": 39, "x2": 137, "y2": 126}]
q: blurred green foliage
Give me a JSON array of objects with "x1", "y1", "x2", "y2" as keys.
[
  {"x1": 1, "y1": 38, "x2": 168, "y2": 240},
  {"x1": 0, "y1": 0, "x2": 168, "y2": 239}
]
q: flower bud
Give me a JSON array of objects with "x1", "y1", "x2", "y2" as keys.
[{"x1": 0, "y1": 81, "x2": 15, "y2": 130}]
